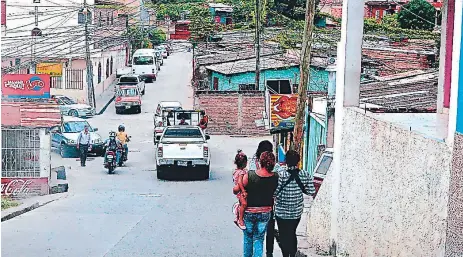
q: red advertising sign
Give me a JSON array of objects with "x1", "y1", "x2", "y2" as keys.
[
  {"x1": 1, "y1": 177, "x2": 49, "y2": 198},
  {"x1": 1, "y1": 1, "x2": 5, "y2": 26},
  {"x1": 2, "y1": 74, "x2": 51, "y2": 99}
]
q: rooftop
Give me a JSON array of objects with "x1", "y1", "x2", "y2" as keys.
[
  {"x1": 360, "y1": 70, "x2": 438, "y2": 111},
  {"x1": 205, "y1": 55, "x2": 299, "y2": 75}
]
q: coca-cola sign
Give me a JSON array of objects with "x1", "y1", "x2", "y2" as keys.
[{"x1": 1, "y1": 177, "x2": 48, "y2": 198}]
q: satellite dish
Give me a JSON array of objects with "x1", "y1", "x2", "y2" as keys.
[{"x1": 328, "y1": 57, "x2": 336, "y2": 65}]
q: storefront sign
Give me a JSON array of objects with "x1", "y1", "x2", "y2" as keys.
[
  {"x1": 1, "y1": 177, "x2": 49, "y2": 198},
  {"x1": 2, "y1": 74, "x2": 50, "y2": 99},
  {"x1": 270, "y1": 94, "x2": 298, "y2": 128},
  {"x1": 36, "y1": 63, "x2": 63, "y2": 77}
]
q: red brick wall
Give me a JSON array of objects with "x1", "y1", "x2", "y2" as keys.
[
  {"x1": 363, "y1": 49, "x2": 432, "y2": 76},
  {"x1": 196, "y1": 93, "x2": 268, "y2": 135}
]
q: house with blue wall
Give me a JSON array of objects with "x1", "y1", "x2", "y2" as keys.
[
  {"x1": 204, "y1": 55, "x2": 330, "y2": 93},
  {"x1": 208, "y1": 3, "x2": 233, "y2": 25}
]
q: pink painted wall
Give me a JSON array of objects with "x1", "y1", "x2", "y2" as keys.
[{"x1": 444, "y1": 0, "x2": 455, "y2": 108}]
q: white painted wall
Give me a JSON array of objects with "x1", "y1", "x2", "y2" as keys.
[
  {"x1": 39, "y1": 129, "x2": 51, "y2": 179},
  {"x1": 307, "y1": 107, "x2": 452, "y2": 256}
]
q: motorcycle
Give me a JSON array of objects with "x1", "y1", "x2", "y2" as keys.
[{"x1": 105, "y1": 149, "x2": 117, "y2": 174}]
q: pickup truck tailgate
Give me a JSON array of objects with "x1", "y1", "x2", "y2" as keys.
[{"x1": 162, "y1": 142, "x2": 204, "y2": 159}]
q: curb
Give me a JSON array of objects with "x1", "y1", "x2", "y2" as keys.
[
  {"x1": 97, "y1": 95, "x2": 115, "y2": 115},
  {"x1": 1, "y1": 192, "x2": 69, "y2": 222}
]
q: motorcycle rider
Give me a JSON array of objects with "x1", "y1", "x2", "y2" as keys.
[
  {"x1": 116, "y1": 125, "x2": 130, "y2": 161},
  {"x1": 104, "y1": 131, "x2": 122, "y2": 166}
]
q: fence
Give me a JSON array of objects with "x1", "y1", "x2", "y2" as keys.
[
  {"x1": 1, "y1": 128, "x2": 41, "y2": 178},
  {"x1": 65, "y1": 69, "x2": 84, "y2": 90}
]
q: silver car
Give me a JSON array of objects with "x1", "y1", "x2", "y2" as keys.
[{"x1": 52, "y1": 95, "x2": 96, "y2": 118}]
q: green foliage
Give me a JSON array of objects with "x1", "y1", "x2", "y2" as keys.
[
  {"x1": 364, "y1": 17, "x2": 439, "y2": 40},
  {"x1": 1, "y1": 198, "x2": 19, "y2": 210},
  {"x1": 147, "y1": 2, "x2": 204, "y2": 21},
  {"x1": 381, "y1": 13, "x2": 399, "y2": 27},
  {"x1": 189, "y1": 5, "x2": 215, "y2": 42},
  {"x1": 150, "y1": 29, "x2": 167, "y2": 45},
  {"x1": 397, "y1": 0, "x2": 436, "y2": 31}
]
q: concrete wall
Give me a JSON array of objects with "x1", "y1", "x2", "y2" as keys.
[
  {"x1": 195, "y1": 93, "x2": 268, "y2": 135},
  {"x1": 445, "y1": 132, "x2": 463, "y2": 257},
  {"x1": 307, "y1": 108, "x2": 452, "y2": 256}
]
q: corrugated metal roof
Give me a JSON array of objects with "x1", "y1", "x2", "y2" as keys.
[
  {"x1": 205, "y1": 55, "x2": 300, "y2": 75},
  {"x1": 1, "y1": 101, "x2": 61, "y2": 128}
]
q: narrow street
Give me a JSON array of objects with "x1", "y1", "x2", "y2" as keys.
[{"x1": 1, "y1": 50, "x2": 276, "y2": 257}]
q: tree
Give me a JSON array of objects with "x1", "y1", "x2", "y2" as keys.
[
  {"x1": 381, "y1": 13, "x2": 399, "y2": 28},
  {"x1": 189, "y1": 5, "x2": 215, "y2": 42},
  {"x1": 149, "y1": 29, "x2": 167, "y2": 45},
  {"x1": 397, "y1": 0, "x2": 436, "y2": 31}
]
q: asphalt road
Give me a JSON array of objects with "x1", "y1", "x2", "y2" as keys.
[{"x1": 1, "y1": 50, "x2": 281, "y2": 257}]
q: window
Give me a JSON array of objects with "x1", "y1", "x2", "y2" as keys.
[
  {"x1": 99, "y1": 12, "x2": 102, "y2": 27},
  {"x1": 213, "y1": 77, "x2": 219, "y2": 90},
  {"x1": 267, "y1": 80, "x2": 291, "y2": 94},
  {"x1": 133, "y1": 56, "x2": 154, "y2": 65},
  {"x1": 163, "y1": 128, "x2": 202, "y2": 138},
  {"x1": 314, "y1": 154, "x2": 333, "y2": 176},
  {"x1": 119, "y1": 76, "x2": 138, "y2": 83},
  {"x1": 106, "y1": 59, "x2": 109, "y2": 78},
  {"x1": 111, "y1": 13, "x2": 114, "y2": 25},
  {"x1": 375, "y1": 10, "x2": 380, "y2": 19},
  {"x1": 97, "y1": 62, "x2": 102, "y2": 83},
  {"x1": 58, "y1": 96, "x2": 76, "y2": 105},
  {"x1": 239, "y1": 84, "x2": 257, "y2": 91},
  {"x1": 63, "y1": 121, "x2": 93, "y2": 133},
  {"x1": 110, "y1": 56, "x2": 113, "y2": 74}
]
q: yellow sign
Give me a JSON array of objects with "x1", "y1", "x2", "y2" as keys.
[
  {"x1": 36, "y1": 63, "x2": 62, "y2": 77},
  {"x1": 270, "y1": 94, "x2": 298, "y2": 128}
]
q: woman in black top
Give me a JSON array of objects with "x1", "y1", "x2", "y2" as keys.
[{"x1": 241, "y1": 151, "x2": 278, "y2": 257}]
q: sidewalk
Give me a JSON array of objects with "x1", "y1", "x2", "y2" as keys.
[
  {"x1": 1, "y1": 192, "x2": 69, "y2": 222},
  {"x1": 95, "y1": 81, "x2": 117, "y2": 115},
  {"x1": 296, "y1": 196, "x2": 333, "y2": 257}
]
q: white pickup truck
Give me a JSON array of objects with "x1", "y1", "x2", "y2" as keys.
[
  {"x1": 116, "y1": 65, "x2": 132, "y2": 78},
  {"x1": 156, "y1": 126, "x2": 210, "y2": 180}
]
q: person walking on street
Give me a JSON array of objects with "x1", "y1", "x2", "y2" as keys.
[
  {"x1": 77, "y1": 126, "x2": 91, "y2": 167},
  {"x1": 241, "y1": 151, "x2": 279, "y2": 257},
  {"x1": 274, "y1": 150, "x2": 315, "y2": 257},
  {"x1": 248, "y1": 140, "x2": 276, "y2": 257}
]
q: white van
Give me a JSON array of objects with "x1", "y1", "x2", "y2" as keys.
[{"x1": 132, "y1": 49, "x2": 158, "y2": 83}]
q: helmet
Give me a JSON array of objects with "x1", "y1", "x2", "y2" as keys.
[
  {"x1": 109, "y1": 131, "x2": 116, "y2": 138},
  {"x1": 118, "y1": 125, "x2": 125, "y2": 132}
]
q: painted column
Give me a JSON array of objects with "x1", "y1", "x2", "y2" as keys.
[
  {"x1": 445, "y1": 0, "x2": 463, "y2": 255},
  {"x1": 331, "y1": 0, "x2": 364, "y2": 251}
]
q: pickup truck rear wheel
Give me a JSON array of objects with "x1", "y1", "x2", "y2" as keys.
[
  {"x1": 156, "y1": 166, "x2": 165, "y2": 179},
  {"x1": 201, "y1": 166, "x2": 210, "y2": 180}
]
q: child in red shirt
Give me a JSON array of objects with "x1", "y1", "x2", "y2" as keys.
[{"x1": 233, "y1": 150, "x2": 248, "y2": 230}]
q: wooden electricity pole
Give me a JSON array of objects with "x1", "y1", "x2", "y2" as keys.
[{"x1": 292, "y1": 0, "x2": 317, "y2": 153}]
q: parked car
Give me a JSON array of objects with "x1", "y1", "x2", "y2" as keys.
[
  {"x1": 156, "y1": 46, "x2": 168, "y2": 59},
  {"x1": 156, "y1": 126, "x2": 211, "y2": 180},
  {"x1": 116, "y1": 64, "x2": 132, "y2": 78},
  {"x1": 50, "y1": 116, "x2": 105, "y2": 158},
  {"x1": 117, "y1": 74, "x2": 146, "y2": 94},
  {"x1": 115, "y1": 85, "x2": 142, "y2": 114},
  {"x1": 51, "y1": 95, "x2": 96, "y2": 118}
]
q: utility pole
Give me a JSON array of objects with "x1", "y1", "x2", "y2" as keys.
[
  {"x1": 254, "y1": 0, "x2": 261, "y2": 90},
  {"x1": 292, "y1": 0, "x2": 317, "y2": 153},
  {"x1": 83, "y1": 0, "x2": 95, "y2": 108},
  {"x1": 29, "y1": 5, "x2": 43, "y2": 73}
]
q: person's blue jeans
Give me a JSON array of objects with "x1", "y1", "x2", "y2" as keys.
[
  {"x1": 243, "y1": 211, "x2": 271, "y2": 257},
  {"x1": 123, "y1": 144, "x2": 128, "y2": 159}
]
